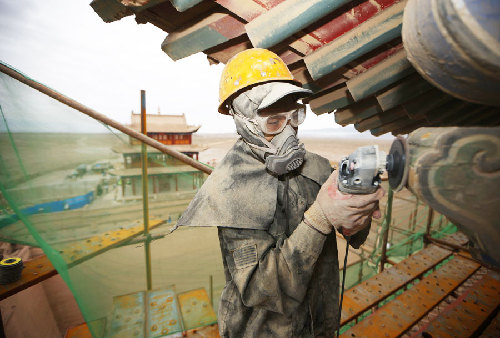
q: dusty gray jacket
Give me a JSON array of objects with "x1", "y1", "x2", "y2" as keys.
[{"x1": 177, "y1": 139, "x2": 370, "y2": 337}]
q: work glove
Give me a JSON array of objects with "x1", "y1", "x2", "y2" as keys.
[{"x1": 304, "y1": 172, "x2": 384, "y2": 236}]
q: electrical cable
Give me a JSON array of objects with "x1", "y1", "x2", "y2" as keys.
[{"x1": 337, "y1": 235, "x2": 350, "y2": 338}]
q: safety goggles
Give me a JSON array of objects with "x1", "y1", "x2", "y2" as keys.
[{"x1": 254, "y1": 104, "x2": 306, "y2": 135}]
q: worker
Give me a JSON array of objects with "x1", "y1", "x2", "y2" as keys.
[{"x1": 176, "y1": 48, "x2": 384, "y2": 337}]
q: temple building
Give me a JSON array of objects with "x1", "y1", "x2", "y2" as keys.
[{"x1": 111, "y1": 112, "x2": 207, "y2": 199}]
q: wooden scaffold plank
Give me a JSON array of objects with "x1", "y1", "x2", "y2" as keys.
[
  {"x1": 415, "y1": 271, "x2": 500, "y2": 337},
  {"x1": 340, "y1": 244, "x2": 452, "y2": 325},
  {"x1": 342, "y1": 255, "x2": 481, "y2": 337}
]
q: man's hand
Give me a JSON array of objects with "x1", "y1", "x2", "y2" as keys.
[{"x1": 304, "y1": 172, "x2": 385, "y2": 236}]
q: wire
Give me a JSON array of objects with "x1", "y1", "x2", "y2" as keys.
[{"x1": 338, "y1": 235, "x2": 350, "y2": 338}]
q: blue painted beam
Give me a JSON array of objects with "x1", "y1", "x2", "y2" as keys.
[
  {"x1": 245, "y1": 0, "x2": 350, "y2": 49},
  {"x1": 169, "y1": 0, "x2": 203, "y2": 12},
  {"x1": 304, "y1": 1, "x2": 406, "y2": 80},
  {"x1": 346, "y1": 49, "x2": 413, "y2": 102}
]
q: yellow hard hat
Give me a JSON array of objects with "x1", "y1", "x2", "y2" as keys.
[{"x1": 218, "y1": 48, "x2": 300, "y2": 114}]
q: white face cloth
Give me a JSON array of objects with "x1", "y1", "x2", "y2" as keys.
[{"x1": 229, "y1": 82, "x2": 311, "y2": 175}]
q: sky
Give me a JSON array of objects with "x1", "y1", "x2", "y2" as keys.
[{"x1": 0, "y1": 0, "x2": 383, "y2": 137}]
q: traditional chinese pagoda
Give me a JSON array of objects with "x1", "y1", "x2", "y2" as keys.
[{"x1": 111, "y1": 112, "x2": 207, "y2": 199}]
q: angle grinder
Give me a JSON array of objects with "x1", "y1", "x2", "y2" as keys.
[
  {"x1": 336, "y1": 136, "x2": 409, "y2": 337},
  {"x1": 338, "y1": 136, "x2": 409, "y2": 194}
]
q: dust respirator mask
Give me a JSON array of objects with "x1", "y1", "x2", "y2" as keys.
[
  {"x1": 265, "y1": 124, "x2": 306, "y2": 176},
  {"x1": 230, "y1": 84, "x2": 308, "y2": 176}
]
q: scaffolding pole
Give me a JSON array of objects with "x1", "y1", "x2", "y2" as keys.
[
  {"x1": 140, "y1": 90, "x2": 153, "y2": 292},
  {"x1": 379, "y1": 187, "x2": 393, "y2": 273}
]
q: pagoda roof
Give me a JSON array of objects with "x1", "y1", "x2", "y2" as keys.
[
  {"x1": 112, "y1": 143, "x2": 207, "y2": 154},
  {"x1": 130, "y1": 113, "x2": 201, "y2": 133}
]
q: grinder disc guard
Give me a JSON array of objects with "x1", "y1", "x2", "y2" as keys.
[{"x1": 387, "y1": 136, "x2": 409, "y2": 191}]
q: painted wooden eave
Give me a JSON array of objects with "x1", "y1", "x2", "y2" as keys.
[
  {"x1": 346, "y1": 49, "x2": 413, "y2": 102},
  {"x1": 90, "y1": 0, "x2": 134, "y2": 23},
  {"x1": 334, "y1": 98, "x2": 381, "y2": 126},
  {"x1": 90, "y1": 0, "x2": 167, "y2": 22},
  {"x1": 403, "y1": 89, "x2": 454, "y2": 119},
  {"x1": 309, "y1": 86, "x2": 353, "y2": 115},
  {"x1": 169, "y1": 0, "x2": 204, "y2": 12},
  {"x1": 161, "y1": 12, "x2": 246, "y2": 61},
  {"x1": 425, "y1": 100, "x2": 469, "y2": 125},
  {"x1": 370, "y1": 111, "x2": 432, "y2": 136},
  {"x1": 308, "y1": 44, "x2": 404, "y2": 115},
  {"x1": 217, "y1": 0, "x2": 400, "y2": 57},
  {"x1": 245, "y1": 0, "x2": 350, "y2": 49},
  {"x1": 354, "y1": 107, "x2": 406, "y2": 132},
  {"x1": 375, "y1": 73, "x2": 433, "y2": 111},
  {"x1": 89, "y1": 0, "x2": 499, "y2": 135},
  {"x1": 304, "y1": 0, "x2": 406, "y2": 80}
]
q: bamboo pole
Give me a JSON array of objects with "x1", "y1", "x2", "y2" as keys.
[{"x1": 0, "y1": 62, "x2": 212, "y2": 175}]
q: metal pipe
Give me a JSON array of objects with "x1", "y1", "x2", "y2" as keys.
[
  {"x1": 141, "y1": 90, "x2": 153, "y2": 291},
  {"x1": 424, "y1": 208, "x2": 434, "y2": 247},
  {"x1": 0, "y1": 62, "x2": 212, "y2": 175},
  {"x1": 209, "y1": 274, "x2": 214, "y2": 307},
  {"x1": 409, "y1": 198, "x2": 419, "y2": 254},
  {"x1": 385, "y1": 258, "x2": 397, "y2": 266},
  {"x1": 379, "y1": 186, "x2": 393, "y2": 272}
]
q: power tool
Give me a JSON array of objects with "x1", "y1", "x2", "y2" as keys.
[
  {"x1": 336, "y1": 136, "x2": 409, "y2": 337},
  {"x1": 338, "y1": 136, "x2": 409, "y2": 194}
]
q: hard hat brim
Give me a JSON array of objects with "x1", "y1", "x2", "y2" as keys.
[{"x1": 258, "y1": 82, "x2": 312, "y2": 110}]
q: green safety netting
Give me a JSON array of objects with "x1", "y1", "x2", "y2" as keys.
[
  {"x1": 0, "y1": 63, "x2": 223, "y2": 337},
  {"x1": 0, "y1": 62, "x2": 458, "y2": 337}
]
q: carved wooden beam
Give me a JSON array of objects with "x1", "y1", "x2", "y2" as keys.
[{"x1": 405, "y1": 127, "x2": 500, "y2": 266}]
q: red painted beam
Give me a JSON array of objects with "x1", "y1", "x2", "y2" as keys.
[
  {"x1": 309, "y1": 0, "x2": 399, "y2": 48},
  {"x1": 345, "y1": 43, "x2": 403, "y2": 77},
  {"x1": 215, "y1": 0, "x2": 400, "y2": 56},
  {"x1": 293, "y1": 0, "x2": 401, "y2": 55}
]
